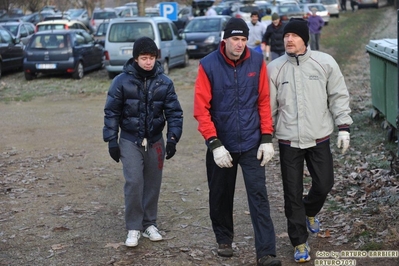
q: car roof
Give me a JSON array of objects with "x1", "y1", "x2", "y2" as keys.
[
  {"x1": 109, "y1": 16, "x2": 172, "y2": 24},
  {"x1": 34, "y1": 29, "x2": 86, "y2": 35},
  {"x1": 189, "y1": 15, "x2": 231, "y2": 20}
]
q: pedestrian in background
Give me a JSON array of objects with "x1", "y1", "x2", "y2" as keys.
[
  {"x1": 194, "y1": 17, "x2": 281, "y2": 266},
  {"x1": 247, "y1": 11, "x2": 266, "y2": 54},
  {"x1": 267, "y1": 18, "x2": 352, "y2": 263},
  {"x1": 262, "y1": 13, "x2": 285, "y2": 61},
  {"x1": 307, "y1": 8, "x2": 324, "y2": 51},
  {"x1": 261, "y1": 8, "x2": 272, "y2": 27},
  {"x1": 341, "y1": 0, "x2": 347, "y2": 11},
  {"x1": 103, "y1": 37, "x2": 183, "y2": 248}
]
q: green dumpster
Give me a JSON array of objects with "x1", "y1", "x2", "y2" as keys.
[{"x1": 366, "y1": 39, "x2": 398, "y2": 129}]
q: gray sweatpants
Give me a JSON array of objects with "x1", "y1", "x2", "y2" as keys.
[{"x1": 119, "y1": 137, "x2": 165, "y2": 231}]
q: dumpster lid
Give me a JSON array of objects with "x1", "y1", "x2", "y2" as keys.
[{"x1": 366, "y1": 38, "x2": 397, "y2": 64}]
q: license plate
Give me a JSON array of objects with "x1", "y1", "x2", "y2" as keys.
[
  {"x1": 122, "y1": 49, "x2": 133, "y2": 55},
  {"x1": 36, "y1": 64, "x2": 56, "y2": 69},
  {"x1": 187, "y1": 45, "x2": 197, "y2": 50}
]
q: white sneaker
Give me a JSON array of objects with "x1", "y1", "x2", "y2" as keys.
[
  {"x1": 142, "y1": 225, "x2": 163, "y2": 241},
  {"x1": 125, "y1": 230, "x2": 141, "y2": 247}
]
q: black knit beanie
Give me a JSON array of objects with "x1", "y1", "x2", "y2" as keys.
[
  {"x1": 223, "y1": 17, "x2": 249, "y2": 39},
  {"x1": 283, "y1": 18, "x2": 309, "y2": 47},
  {"x1": 133, "y1": 37, "x2": 158, "y2": 59}
]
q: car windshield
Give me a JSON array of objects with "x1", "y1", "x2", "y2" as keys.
[
  {"x1": 30, "y1": 34, "x2": 67, "y2": 49},
  {"x1": 37, "y1": 24, "x2": 66, "y2": 31},
  {"x1": 93, "y1": 11, "x2": 117, "y2": 19},
  {"x1": 239, "y1": 6, "x2": 259, "y2": 13},
  {"x1": 308, "y1": 4, "x2": 327, "y2": 11},
  {"x1": 278, "y1": 5, "x2": 301, "y2": 13},
  {"x1": 184, "y1": 18, "x2": 221, "y2": 33},
  {"x1": 2, "y1": 25, "x2": 18, "y2": 35},
  {"x1": 108, "y1": 22, "x2": 154, "y2": 42},
  {"x1": 69, "y1": 9, "x2": 85, "y2": 18}
]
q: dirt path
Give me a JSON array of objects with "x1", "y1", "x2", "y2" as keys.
[{"x1": 1, "y1": 6, "x2": 398, "y2": 266}]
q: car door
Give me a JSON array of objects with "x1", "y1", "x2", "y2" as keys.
[
  {"x1": 0, "y1": 29, "x2": 23, "y2": 70},
  {"x1": 75, "y1": 31, "x2": 97, "y2": 67},
  {"x1": 157, "y1": 22, "x2": 186, "y2": 67}
]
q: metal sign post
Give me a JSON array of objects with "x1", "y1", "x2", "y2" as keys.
[{"x1": 397, "y1": 9, "x2": 399, "y2": 155}]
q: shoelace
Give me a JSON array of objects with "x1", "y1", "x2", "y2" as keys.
[
  {"x1": 308, "y1": 217, "x2": 315, "y2": 225},
  {"x1": 296, "y1": 244, "x2": 306, "y2": 253}
]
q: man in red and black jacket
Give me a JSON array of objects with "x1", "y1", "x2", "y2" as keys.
[{"x1": 193, "y1": 17, "x2": 281, "y2": 266}]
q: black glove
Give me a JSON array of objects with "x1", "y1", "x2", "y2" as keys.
[
  {"x1": 108, "y1": 139, "x2": 120, "y2": 163},
  {"x1": 165, "y1": 142, "x2": 176, "y2": 160}
]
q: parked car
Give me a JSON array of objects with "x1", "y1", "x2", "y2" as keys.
[
  {"x1": 23, "y1": 29, "x2": 104, "y2": 80},
  {"x1": 320, "y1": 0, "x2": 340, "y2": 18},
  {"x1": 36, "y1": 19, "x2": 92, "y2": 34},
  {"x1": 0, "y1": 20, "x2": 35, "y2": 46},
  {"x1": 22, "y1": 11, "x2": 55, "y2": 25},
  {"x1": 182, "y1": 15, "x2": 230, "y2": 58},
  {"x1": 0, "y1": 26, "x2": 24, "y2": 78},
  {"x1": 68, "y1": 8, "x2": 91, "y2": 27},
  {"x1": 300, "y1": 0, "x2": 339, "y2": 18},
  {"x1": 104, "y1": 16, "x2": 188, "y2": 78},
  {"x1": 357, "y1": 0, "x2": 379, "y2": 9},
  {"x1": 116, "y1": 5, "x2": 139, "y2": 17},
  {"x1": 91, "y1": 8, "x2": 118, "y2": 31},
  {"x1": 300, "y1": 3, "x2": 330, "y2": 25},
  {"x1": 270, "y1": 3, "x2": 305, "y2": 22},
  {"x1": 231, "y1": 3, "x2": 259, "y2": 21}
]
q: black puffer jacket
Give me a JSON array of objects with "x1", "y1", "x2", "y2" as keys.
[
  {"x1": 103, "y1": 58, "x2": 183, "y2": 146},
  {"x1": 262, "y1": 22, "x2": 285, "y2": 53}
]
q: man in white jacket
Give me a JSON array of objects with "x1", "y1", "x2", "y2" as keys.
[
  {"x1": 267, "y1": 18, "x2": 353, "y2": 263},
  {"x1": 247, "y1": 11, "x2": 266, "y2": 54}
]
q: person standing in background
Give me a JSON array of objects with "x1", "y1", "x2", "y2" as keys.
[
  {"x1": 267, "y1": 18, "x2": 353, "y2": 263},
  {"x1": 206, "y1": 5, "x2": 217, "y2": 16},
  {"x1": 307, "y1": 8, "x2": 324, "y2": 51},
  {"x1": 247, "y1": 11, "x2": 266, "y2": 54},
  {"x1": 103, "y1": 37, "x2": 183, "y2": 248},
  {"x1": 341, "y1": 0, "x2": 347, "y2": 11},
  {"x1": 194, "y1": 17, "x2": 281, "y2": 266},
  {"x1": 262, "y1": 13, "x2": 285, "y2": 61}
]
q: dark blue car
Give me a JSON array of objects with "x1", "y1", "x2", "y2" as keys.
[
  {"x1": 23, "y1": 29, "x2": 104, "y2": 80},
  {"x1": 0, "y1": 26, "x2": 24, "y2": 78}
]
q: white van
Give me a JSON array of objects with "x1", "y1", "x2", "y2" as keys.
[{"x1": 104, "y1": 17, "x2": 188, "y2": 78}]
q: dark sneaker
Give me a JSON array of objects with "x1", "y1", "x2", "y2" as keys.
[
  {"x1": 257, "y1": 255, "x2": 282, "y2": 266},
  {"x1": 217, "y1": 243, "x2": 233, "y2": 257},
  {"x1": 306, "y1": 216, "x2": 320, "y2": 233},
  {"x1": 294, "y1": 242, "x2": 311, "y2": 263}
]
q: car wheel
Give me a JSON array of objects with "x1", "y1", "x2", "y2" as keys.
[
  {"x1": 182, "y1": 52, "x2": 189, "y2": 68},
  {"x1": 0, "y1": 63, "x2": 2, "y2": 79},
  {"x1": 162, "y1": 60, "x2": 169, "y2": 75},
  {"x1": 72, "y1": 61, "x2": 84, "y2": 79},
  {"x1": 24, "y1": 71, "x2": 35, "y2": 81},
  {"x1": 108, "y1": 71, "x2": 116, "y2": 79}
]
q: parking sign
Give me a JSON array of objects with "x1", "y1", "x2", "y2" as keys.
[{"x1": 159, "y1": 2, "x2": 178, "y2": 21}]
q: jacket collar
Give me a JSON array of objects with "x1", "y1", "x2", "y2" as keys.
[{"x1": 286, "y1": 48, "x2": 311, "y2": 66}]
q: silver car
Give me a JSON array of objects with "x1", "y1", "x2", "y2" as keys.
[
  {"x1": 104, "y1": 17, "x2": 188, "y2": 78},
  {"x1": 300, "y1": 3, "x2": 330, "y2": 25}
]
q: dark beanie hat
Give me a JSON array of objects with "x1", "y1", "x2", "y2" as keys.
[
  {"x1": 133, "y1": 37, "x2": 158, "y2": 58},
  {"x1": 223, "y1": 17, "x2": 249, "y2": 39},
  {"x1": 283, "y1": 18, "x2": 309, "y2": 46}
]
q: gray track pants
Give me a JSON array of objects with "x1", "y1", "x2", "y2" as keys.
[{"x1": 119, "y1": 137, "x2": 165, "y2": 231}]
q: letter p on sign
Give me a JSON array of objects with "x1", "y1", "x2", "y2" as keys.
[{"x1": 160, "y1": 2, "x2": 178, "y2": 21}]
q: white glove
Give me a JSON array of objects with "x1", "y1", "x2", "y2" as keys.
[
  {"x1": 257, "y1": 143, "x2": 274, "y2": 166},
  {"x1": 212, "y1": 146, "x2": 233, "y2": 168},
  {"x1": 337, "y1": 131, "x2": 350, "y2": 154}
]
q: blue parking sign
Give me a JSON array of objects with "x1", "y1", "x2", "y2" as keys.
[{"x1": 159, "y1": 2, "x2": 178, "y2": 21}]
